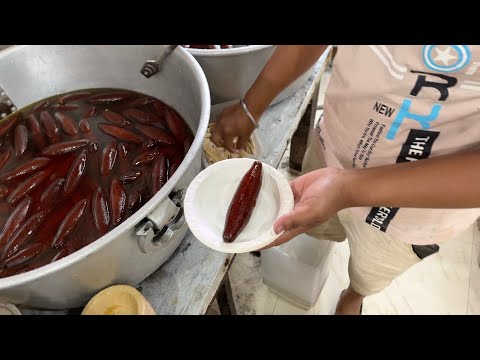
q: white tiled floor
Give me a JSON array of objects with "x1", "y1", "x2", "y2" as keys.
[
  {"x1": 227, "y1": 162, "x2": 480, "y2": 315},
  {"x1": 362, "y1": 225, "x2": 475, "y2": 315},
  {"x1": 222, "y1": 67, "x2": 480, "y2": 315},
  {"x1": 467, "y1": 230, "x2": 480, "y2": 314}
]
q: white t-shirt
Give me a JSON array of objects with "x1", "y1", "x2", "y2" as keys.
[{"x1": 317, "y1": 45, "x2": 480, "y2": 244}]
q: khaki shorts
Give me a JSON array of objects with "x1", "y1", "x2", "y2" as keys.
[{"x1": 302, "y1": 128, "x2": 425, "y2": 296}]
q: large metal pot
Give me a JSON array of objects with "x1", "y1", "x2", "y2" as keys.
[
  {"x1": 0, "y1": 45, "x2": 211, "y2": 309},
  {"x1": 186, "y1": 45, "x2": 315, "y2": 105}
]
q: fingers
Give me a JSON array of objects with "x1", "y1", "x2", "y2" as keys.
[
  {"x1": 209, "y1": 123, "x2": 241, "y2": 154},
  {"x1": 223, "y1": 134, "x2": 239, "y2": 154},
  {"x1": 210, "y1": 124, "x2": 223, "y2": 147},
  {"x1": 260, "y1": 225, "x2": 311, "y2": 250},
  {"x1": 207, "y1": 102, "x2": 257, "y2": 154},
  {"x1": 288, "y1": 170, "x2": 326, "y2": 203},
  {"x1": 261, "y1": 210, "x2": 326, "y2": 251},
  {"x1": 237, "y1": 136, "x2": 250, "y2": 152},
  {"x1": 273, "y1": 204, "x2": 318, "y2": 233}
]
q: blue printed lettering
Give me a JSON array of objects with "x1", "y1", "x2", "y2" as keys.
[{"x1": 386, "y1": 99, "x2": 441, "y2": 140}]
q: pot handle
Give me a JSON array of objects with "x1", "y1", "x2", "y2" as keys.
[{"x1": 136, "y1": 189, "x2": 186, "y2": 254}]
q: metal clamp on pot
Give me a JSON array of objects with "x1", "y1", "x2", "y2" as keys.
[
  {"x1": 0, "y1": 86, "x2": 16, "y2": 119},
  {"x1": 136, "y1": 189, "x2": 187, "y2": 254}
]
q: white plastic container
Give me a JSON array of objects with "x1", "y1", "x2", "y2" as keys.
[{"x1": 261, "y1": 234, "x2": 333, "y2": 309}]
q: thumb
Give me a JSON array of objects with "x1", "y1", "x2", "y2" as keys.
[{"x1": 273, "y1": 203, "x2": 318, "y2": 234}]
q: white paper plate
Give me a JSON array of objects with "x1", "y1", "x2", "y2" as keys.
[{"x1": 185, "y1": 158, "x2": 294, "y2": 253}]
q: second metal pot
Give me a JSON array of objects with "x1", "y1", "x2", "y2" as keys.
[{"x1": 186, "y1": 45, "x2": 314, "y2": 105}]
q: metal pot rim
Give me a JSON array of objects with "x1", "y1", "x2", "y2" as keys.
[
  {"x1": 0, "y1": 45, "x2": 211, "y2": 289},
  {"x1": 185, "y1": 45, "x2": 274, "y2": 57}
]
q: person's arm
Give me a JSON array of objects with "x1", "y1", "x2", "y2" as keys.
[
  {"x1": 242, "y1": 45, "x2": 329, "y2": 119},
  {"x1": 267, "y1": 149, "x2": 480, "y2": 248},
  {"x1": 344, "y1": 149, "x2": 480, "y2": 209},
  {"x1": 211, "y1": 45, "x2": 329, "y2": 153}
]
